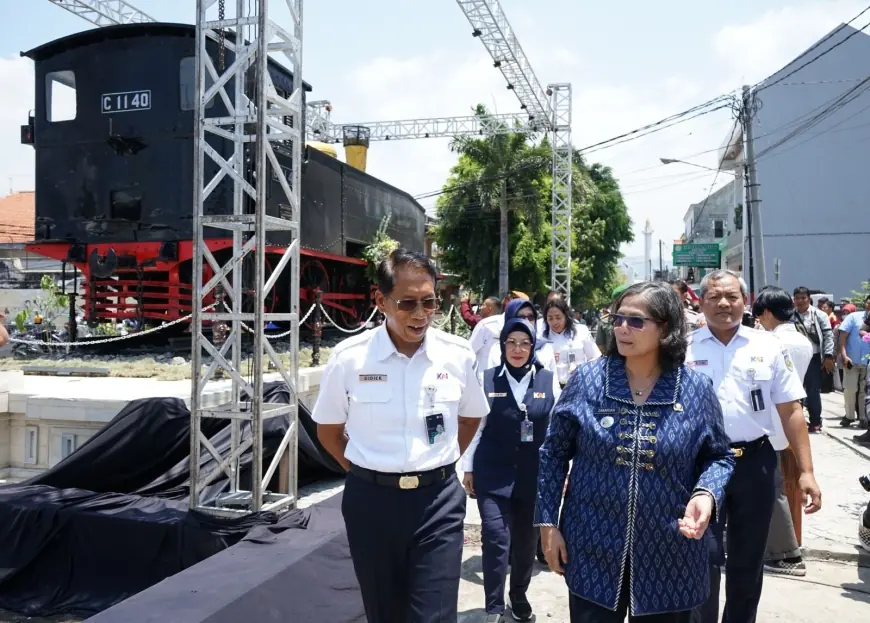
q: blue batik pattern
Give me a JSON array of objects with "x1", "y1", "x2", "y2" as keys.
[{"x1": 535, "y1": 357, "x2": 734, "y2": 616}]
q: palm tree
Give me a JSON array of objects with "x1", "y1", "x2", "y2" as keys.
[{"x1": 449, "y1": 105, "x2": 549, "y2": 297}]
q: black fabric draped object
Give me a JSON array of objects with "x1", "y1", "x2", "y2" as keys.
[{"x1": 0, "y1": 382, "x2": 351, "y2": 619}]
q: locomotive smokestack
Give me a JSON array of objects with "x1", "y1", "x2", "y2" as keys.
[{"x1": 342, "y1": 125, "x2": 370, "y2": 173}]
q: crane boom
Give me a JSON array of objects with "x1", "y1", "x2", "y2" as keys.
[
  {"x1": 47, "y1": 0, "x2": 156, "y2": 27},
  {"x1": 455, "y1": 0, "x2": 552, "y2": 125}
]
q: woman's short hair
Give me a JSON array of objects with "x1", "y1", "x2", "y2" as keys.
[
  {"x1": 543, "y1": 298, "x2": 575, "y2": 340},
  {"x1": 605, "y1": 281, "x2": 687, "y2": 371},
  {"x1": 752, "y1": 286, "x2": 795, "y2": 322}
]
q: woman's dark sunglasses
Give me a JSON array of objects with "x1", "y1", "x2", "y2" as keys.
[
  {"x1": 612, "y1": 314, "x2": 654, "y2": 330},
  {"x1": 389, "y1": 297, "x2": 441, "y2": 312}
]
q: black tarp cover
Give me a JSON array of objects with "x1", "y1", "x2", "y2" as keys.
[{"x1": 0, "y1": 382, "x2": 345, "y2": 618}]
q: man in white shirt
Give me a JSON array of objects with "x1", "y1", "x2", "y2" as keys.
[
  {"x1": 687, "y1": 270, "x2": 821, "y2": 623},
  {"x1": 752, "y1": 286, "x2": 813, "y2": 578},
  {"x1": 312, "y1": 249, "x2": 490, "y2": 622}
]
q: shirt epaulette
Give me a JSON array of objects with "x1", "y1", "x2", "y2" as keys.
[
  {"x1": 429, "y1": 327, "x2": 474, "y2": 352},
  {"x1": 330, "y1": 327, "x2": 377, "y2": 356}
]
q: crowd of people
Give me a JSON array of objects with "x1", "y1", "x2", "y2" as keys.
[{"x1": 309, "y1": 248, "x2": 870, "y2": 623}]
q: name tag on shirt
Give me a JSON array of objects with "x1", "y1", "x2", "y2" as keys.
[
  {"x1": 488, "y1": 392, "x2": 508, "y2": 398},
  {"x1": 687, "y1": 360, "x2": 708, "y2": 367},
  {"x1": 359, "y1": 374, "x2": 387, "y2": 382}
]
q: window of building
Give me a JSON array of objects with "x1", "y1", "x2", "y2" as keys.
[
  {"x1": 24, "y1": 426, "x2": 38, "y2": 465},
  {"x1": 180, "y1": 57, "x2": 216, "y2": 111},
  {"x1": 713, "y1": 219, "x2": 725, "y2": 239},
  {"x1": 46, "y1": 70, "x2": 77, "y2": 122},
  {"x1": 61, "y1": 433, "x2": 81, "y2": 460}
]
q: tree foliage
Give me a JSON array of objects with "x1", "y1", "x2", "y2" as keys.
[{"x1": 433, "y1": 107, "x2": 634, "y2": 307}]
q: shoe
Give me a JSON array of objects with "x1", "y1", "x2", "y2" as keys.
[
  {"x1": 484, "y1": 614, "x2": 503, "y2": 623},
  {"x1": 808, "y1": 425, "x2": 822, "y2": 433},
  {"x1": 854, "y1": 431, "x2": 870, "y2": 444},
  {"x1": 509, "y1": 596, "x2": 533, "y2": 622},
  {"x1": 764, "y1": 558, "x2": 807, "y2": 577},
  {"x1": 840, "y1": 417, "x2": 854, "y2": 428},
  {"x1": 860, "y1": 420, "x2": 869, "y2": 430}
]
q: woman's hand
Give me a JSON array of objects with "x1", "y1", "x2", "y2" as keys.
[
  {"x1": 679, "y1": 493, "x2": 713, "y2": 539},
  {"x1": 462, "y1": 472, "x2": 474, "y2": 496},
  {"x1": 540, "y1": 526, "x2": 568, "y2": 575}
]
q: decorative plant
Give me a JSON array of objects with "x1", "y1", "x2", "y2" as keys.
[{"x1": 362, "y1": 215, "x2": 399, "y2": 284}]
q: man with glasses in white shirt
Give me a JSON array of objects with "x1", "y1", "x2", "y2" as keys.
[{"x1": 313, "y1": 248, "x2": 490, "y2": 623}]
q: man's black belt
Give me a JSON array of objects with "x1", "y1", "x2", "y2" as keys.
[
  {"x1": 729, "y1": 436, "x2": 769, "y2": 458},
  {"x1": 349, "y1": 462, "x2": 456, "y2": 490}
]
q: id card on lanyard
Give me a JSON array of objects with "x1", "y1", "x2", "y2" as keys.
[
  {"x1": 748, "y1": 369, "x2": 765, "y2": 412},
  {"x1": 519, "y1": 403, "x2": 534, "y2": 443},
  {"x1": 424, "y1": 384, "x2": 446, "y2": 445}
]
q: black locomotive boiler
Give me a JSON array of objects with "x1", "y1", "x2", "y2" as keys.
[{"x1": 20, "y1": 22, "x2": 426, "y2": 329}]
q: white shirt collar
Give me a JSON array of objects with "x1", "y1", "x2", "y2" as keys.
[
  {"x1": 372, "y1": 323, "x2": 433, "y2": 362},
  {"x1": 498, "y1": 363, "x2": 536, "y2": 381},
  {"x1": 695, "y1": 322, "x2": 752, "y2": 346}
]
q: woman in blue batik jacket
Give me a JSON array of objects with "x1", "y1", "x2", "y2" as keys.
[
  {"x1": 535, "y1": 281, "x2": 735, "y2": 623},
  {"x1": 461, "y1": 317, "x2": 561, "y2": 623}
]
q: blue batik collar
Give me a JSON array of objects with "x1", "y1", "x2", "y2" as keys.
[{"x1": 604, "y1": 356, "x2": 682, "y2": 406}]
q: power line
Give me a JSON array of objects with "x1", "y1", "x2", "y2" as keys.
[
  {"x1": 576, "y1": 97, "x2": 735, "y2": 155},
  {"x1": 755, "y1": 5, "x2": 870, "y2": 92}
]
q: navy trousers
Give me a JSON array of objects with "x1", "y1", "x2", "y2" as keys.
[
  {"x1": 692, "y1": 438, "x2": 777, "y2": 623},
  {"x1": 341, "y1": 470, "x2": 466, "y2": 623},
  {"x1": 478, "y1": 493, "x2": 537, "y2": 615},
  {"x1": 803, "y1": 353, "x2": 823, "y2": 427}
]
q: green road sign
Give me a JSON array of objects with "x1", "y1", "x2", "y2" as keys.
[{"x1": 672, "y1": 243, "x2": 721, "y2": 268}]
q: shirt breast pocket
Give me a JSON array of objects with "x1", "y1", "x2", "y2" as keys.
[
  {"x1": 349, "y1": 383, "x2": 392, "y2": 427},
  {"x1": 431, "y1": 381, "x2": 463, "y2": 435},
  {"x1": 734, "y1": 364, "x2": 773, "y2": 403}
]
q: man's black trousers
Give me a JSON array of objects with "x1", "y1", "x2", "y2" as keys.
[
  {"x1": 692, "y1": 438, "x2": 777, "y2": 623},
  {"x1": 342, "y1": 469, "x2": 466, "y2": 623}
]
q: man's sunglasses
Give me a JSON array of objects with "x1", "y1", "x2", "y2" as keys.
[
  {"x1": 388, "y1": 297, "x2": 441, "y2": 312},
  {"x1": 612, "y1": 314, "x2": 656, "y2": 330}
]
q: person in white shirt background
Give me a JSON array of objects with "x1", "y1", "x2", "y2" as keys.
[
  {"x1": 461, "y1": 317, "x2": 561, "y2": 623},
  {"x1": 752, "y1": 286, "x2": 814, "y2": 578},
  {"x1": 311, "y1": 248, "x2": 490, "y2": 623},
  {"x1": 472, "y1": 299, "x2": 556, "y2": 378},
  {"x1": 539, "y1": 297, "x2": 600, "y2": 384}
]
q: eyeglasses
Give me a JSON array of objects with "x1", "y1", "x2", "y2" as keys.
[
  {"x1": 612, "y1": 314, "x2": 656, "y2": 330},
  {"x1": 516, "y1": 312, "x2": 535, "y2": 321},
  {"x1": 505, "y1": 339, "x2": 533, "y2": 351},
  {"x1": 388, "y1": 297, "x2": 441, "y2": 313}
]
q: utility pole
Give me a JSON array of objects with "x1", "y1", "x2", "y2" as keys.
[{"x1": 742, "y1": 84, "x2": 765, "y2": 299}]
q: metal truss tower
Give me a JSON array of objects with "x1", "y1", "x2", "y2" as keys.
[
  {"x1": 548, "y1": 84, "x2": 573, "y2": 297},
  {"x1": 456, "y1": 0, "x2": 572, "y2": 300},
  {"x1": 189, "y1": 0, "x2": 302, "y2": 515},
  {"x1": 47, "y1": 0, "x2": 156, "y2": 26}
]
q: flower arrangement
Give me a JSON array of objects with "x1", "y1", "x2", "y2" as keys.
[{"x1": 362, "y1": 215, "x2": 399, "y2": 284}]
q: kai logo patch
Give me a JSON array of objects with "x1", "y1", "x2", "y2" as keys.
[
  {"x1": 750, "y1": 356, "x2": 764, "y2": 363},
  {"x1": 436, "y1": 372, "x2": 449, "y2": 380},
  {"x1": 533, "y1": 392, "x2": 546, "y2": 399},
  {"x1": 359, "y1": 374, "x2": 387, "y2": 382}
]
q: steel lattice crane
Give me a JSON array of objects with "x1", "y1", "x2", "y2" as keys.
[{"x1": 46, "y1": 0, "x2": 574, "y2": 301}]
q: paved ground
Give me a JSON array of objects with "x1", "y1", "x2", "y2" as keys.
[
  {"x1": 2, "y1": 392, "x2": 868, "y2": 622},
  {"x1": 457, "y1": 554, "x2": 870, "y2": 621}
]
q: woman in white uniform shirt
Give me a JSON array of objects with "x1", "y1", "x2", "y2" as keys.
[{"x1": 541, "y1": 298, "x2": 600, "y2": 384}]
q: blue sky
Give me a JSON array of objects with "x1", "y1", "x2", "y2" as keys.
[{"x1": 1, "y1": 0, "x2": 866, "y2": 262}]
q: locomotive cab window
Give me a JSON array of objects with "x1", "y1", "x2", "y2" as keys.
[
  {"x1": 180, "y1": 57, "x2": 215, "y2": 111},
  {"x1": 46, "y1": 70, "x2": 77, "y2": 122}
]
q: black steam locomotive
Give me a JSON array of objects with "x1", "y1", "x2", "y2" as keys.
[{"x1": 20, "y1": 23, "x2": 426, "y2": 329}]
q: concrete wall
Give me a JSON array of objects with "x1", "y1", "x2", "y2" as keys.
[
  {"x1": 752, "y1": 25, "x2": 870, "y2": 298},
  {"x1": 0, "y1": 367, "x2": 325, "y2": 482}
]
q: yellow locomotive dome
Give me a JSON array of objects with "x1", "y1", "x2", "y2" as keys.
[{"x1": 306, "y1": 141, "x2": 338, "y2": 159}]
